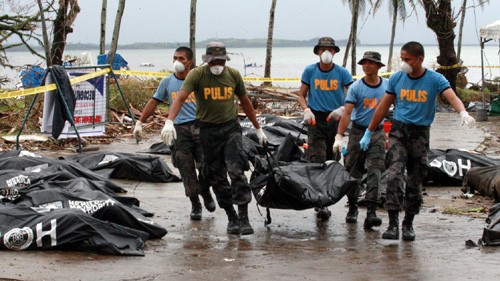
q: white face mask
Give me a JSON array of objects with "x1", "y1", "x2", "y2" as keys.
[
  {"x1": 173, "y1": 60, "x2": 185, "y2": 73},
  {"x1": 210, "y1": 65, "x2": 224, "y2": 76},
  {"x1": 400, "y1": 61, "x2": 413, "y2": 74},
  {"x1": 320, "y1": 51, "x2": 333, "y2": 64}
]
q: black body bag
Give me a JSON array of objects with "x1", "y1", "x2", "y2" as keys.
[{"x1": 250, "y1": 134, "x2": 357, "y2": 224}]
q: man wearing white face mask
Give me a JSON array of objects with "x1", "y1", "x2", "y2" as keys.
[
  {"x1": 133, "y1": 46, "x2": 216, "y2": 221},
  {"x1": 298, "y1": 36, "x2": 354, "y2": 221},
  {"x1": 359, "y1": 41, "x2": 476, "y2": 241},
  {"x1": 161, "y1": 42, "x2": 268, "y2": 236}
]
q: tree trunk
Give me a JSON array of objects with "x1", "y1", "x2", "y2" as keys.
[
  {"x1": 189, "y1": 0, "x2": 197, "y2": 67},
  {"x1": 343, "y1": 32, "x2": 352, "y2": 68},
  {"x1": 387, "y1": 1, "x2": 398, "y2": 72},
  {"x1": 100, "y1": 0, "x2": 107, "y2": 55},
  {"x1": 350, "y1": 0, "x2": 359, "y2": 75},
  {"x1": 50, "y1": 0, "x2": 80, "y2": 66},
  {"x1": 457, "y1": 0, "x2": 467, "y2": 61},
  {"x1": 421, "y1": 0, "x2": 459, "y2": 92},
  {"x1": 107, "y1": 0, "x2": 126, "y2": 67},
  {"x1": 36, "y1": 0, "x2": 52, "y2": 67},
  {"x1": 263, "y1": 0, "x2": 277, "y2": 87}
]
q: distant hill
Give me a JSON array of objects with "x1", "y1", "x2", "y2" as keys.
[{"x1": 9, "y1": 38, "x2": 353, "y2": 52}]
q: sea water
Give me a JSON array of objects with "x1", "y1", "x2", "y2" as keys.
[{"x1": 2, "y1": 45, "x2": 499, "y2": 89}]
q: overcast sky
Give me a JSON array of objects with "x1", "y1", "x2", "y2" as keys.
[{"x1": 68, "y1": 0, "x2": 499, "y2": 46}]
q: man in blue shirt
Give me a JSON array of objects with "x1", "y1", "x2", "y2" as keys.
[
  {"x1": 298, "y1": 37, "x2": 354, "y2": 221},
  {"x1": 359, "y1": 42, "x2": 476, "y2": 241},
  {"x1": 334, "y1": 51, "x2": 387, "y2": 228},
  {"x1": 133, "y1": 47, "x2": 215, "y2": 221}
]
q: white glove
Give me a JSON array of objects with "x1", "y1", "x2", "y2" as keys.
[
  {"x1": 303, "y1": 108, "x2": 316, "y2": 126},
  {"x1": 256, "y1": 127, "x2": 268, "y2": 146},
  {"x1": 460, "y1": 110, "x2": 476, "y2": 128},
  {"x1": 161, "y1": 119, "x2": 176, "y2": 146},
  {"x1": 133, "y1": 120, "x2": 143, "y2": 142},
  {"x1": 332, "y1": 134, "x2": 343, "y2": 153},
  {"x1": 327, "y1": 106, "x2": 345, "y2": 122}
]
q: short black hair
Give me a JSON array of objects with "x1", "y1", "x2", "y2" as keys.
[
  {"x1": 175, "y1": 46, "x2": 193, "y2": 60},
  {"x1": 401, "y1": 41, "x2": 425, "y2": 58}
]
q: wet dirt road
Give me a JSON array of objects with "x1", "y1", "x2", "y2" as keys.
[{"x1": 2, "y1": 112, "x2": 499, "y2": 281}]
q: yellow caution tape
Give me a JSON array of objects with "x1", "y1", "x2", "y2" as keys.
[
  {"x1": 0, "y1": 84, "x2": 58, "y2": 99},
  {"x1": 243, "y1": 77, "x2": 300, "y2": 82},
  {"x1": 439, "y1": 65, "x2": 500, "y2": 69},
  {"x1": 438, "y1": 63, "x2": 461, "y2": 70},
  {"x1": 0, "y1": 68, "x2": 111, "y2": 100},
  {"x1": 114, "y1": 69, "x2": 171, "y2": 78},
  {"x1": 3, "y1": 64, "x2": 496, "y2": 100},
  {"x1": 461, "y1": 65, "x2": 500, "y2": 68}
]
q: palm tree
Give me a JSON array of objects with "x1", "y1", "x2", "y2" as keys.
[
  {"x1": 189, "y1": 0, "x2": 197, "y2": 66},
  {"x1": 342, "y1": 0, "x2": 365, "y2": 75},
  {"x1": 372, "y1": 0, "x2": 416, "y2": 71},
  {"x1": 36, "y1": 0, "x2": 52, "y2": 67},
  {"x1": 107, "y1": 0, "x2": 126, "y2": 67},
  {"x1": 457, "y1": 0, "x2": 489, "y2": 62},
  {"x1": 263, "y1": 0, "x2": 277, "y2": 87},
  {"x1": 99, "y1": 0, "x2": 107, "y2": 55},
  {"x1": 419, "y1": 0, "x2": 464, "y2": 92}
]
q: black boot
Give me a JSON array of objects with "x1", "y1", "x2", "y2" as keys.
[
  {"x1": 345, "y1": 202, "x2": 359, "y2": 223},
  {"x1": 402, "y1": 213, "x2": 416, "y2": 241},
  {"x1": 238, "y1": 204, "x2": 254, "y2": 235},
  {"x1": 189, "y1": 196, "x2": 202, "y2": 220},
  {"x1": 364, "y1": 202, "x2": 382, "y2": 229},
  {"x1": 201, "y1": 190, "x2": 216, "y2": 212},
  {"x1": 225, "y1": 206, "x2": 239, "y2": 234},
  {"x1": 382, "y1": 210, "x2": 399, "y2": 240}
]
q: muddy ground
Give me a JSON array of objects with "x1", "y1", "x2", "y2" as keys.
[{"x1": 0, "y1": 112, "x2": 499, "y2": 281}]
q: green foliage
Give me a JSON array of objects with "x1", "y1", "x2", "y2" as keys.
[
  {"x1": 108, "y1": 77, "x2": 161, "y2": 111},
  {"x1": 456, "y1": 87, "x2": 490, "y2": 102}
]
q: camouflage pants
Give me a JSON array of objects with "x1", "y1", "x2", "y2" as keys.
[
  {"x1": 198, "y1": 120, "x2": 251, "y2": 209},
  {"x1": 306, "y1": 110, "x2": 339, "y2": 163},
  {"x1": 384, "y1": 120, "x2": 430, "y2": 214},
  {"x1": 172, "y1": 121, "x2": 210, "y2": 197},
  {"x1": 344, "y1": 124, "x2": 385, "y2": 204}
]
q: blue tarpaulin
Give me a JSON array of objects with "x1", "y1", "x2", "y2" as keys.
[
  {"x1": 97, "y1": 53, "x2": 128, "y2": 70},
  {"x1": 18, "y1": 65, "x2": 46, "y2": 88}
]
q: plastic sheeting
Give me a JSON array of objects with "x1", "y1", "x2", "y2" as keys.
[
  {"x1": 250, "y1": 134, "x2": 356, "y2": 211},
  {"x1": 65, "y1": 152, "x2": 181, "y2": 182},
  {"x1": 0, "y1": 150, "x2": 126, "y2": 193},
  {"x1": 480, "y1": 203, "x2": 500, "y2": 246},
  {"x1": 426, "y1": 149, "x2": 500, "y2": 186},
  {"x1": 0, "y1": 150, "x2": 169, "y2": 255},
  {"x1": 463, "y1": 165, "x2": 500, "y2": 202},
  {"x1": 0, "y1": 205, "x2": 148, "y2": 256},
  {"x1": 18, "y1": 64, "x2": 46, "y2": 88}
]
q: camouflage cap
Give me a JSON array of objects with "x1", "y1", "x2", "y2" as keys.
[
  {"x1": 313, "y1": 37, "x2": 340, "y2": 54},
  {"x1": 357, "y1": 51, "x2": 385, "y2": 66},
  {"x1": 202, "y1": 41, "x2": 231, "y2": 63}
]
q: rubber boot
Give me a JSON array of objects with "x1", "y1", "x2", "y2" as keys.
[
  {"x1": 238, "y1": 204, "x2": 254, "y2": 235},
  {"x1": 382, "y1": 210, "x2": 399, "y2": 240},
  {"x1": 345, "y1": 202, "x2": 359, "y2": 223},
  {"x1": 402, "y1": 213, "x2": 416, "y2": 241},
  {"x1": 189, "y1": 196, "x2": 202, "y2": 220},
  {"x1": 364, "y1": 202, "x2": 382, "y2": 229},
  {"x1": 201, "y1": 191, "x2": 216, "y2": 212},
  {"x1": 225, "y1": 206, "x2": 239, "y2": 234}
]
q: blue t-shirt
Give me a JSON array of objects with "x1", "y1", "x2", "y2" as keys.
[
  {"x1": 387, "y1": 69, "x2": 451, "y2": 126},
  {"x1": 153, "y1": 74, "x2": 196, "y2": 124},
  {"x1": 301, "y1": 63, "x2": 353, "y2": 112},
  {"x1": 346, "y1": 77, "x2": 388, "y2": 127}
]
